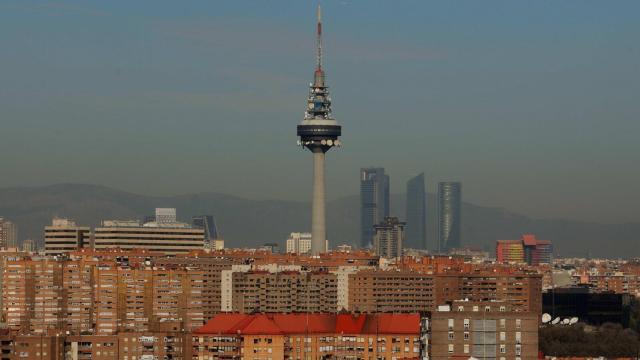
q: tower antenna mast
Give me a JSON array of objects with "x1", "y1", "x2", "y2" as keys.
[{"x1": 316, "y1": 5, "x2": 322, "y2": 70}]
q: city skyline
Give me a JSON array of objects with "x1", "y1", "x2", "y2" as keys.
[{"x1": 0, "y1": 1, "x2": 639, "y2": 224}]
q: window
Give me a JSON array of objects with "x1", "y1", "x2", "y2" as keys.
[
  {"x1": 463, "y1": 319, "x2": 470, "y2": 330},
  {"x1": 500, "y1": 332, "x2": 506, "y2": 341},
  {"x1": 448, "y1": 319, "x2": 454, "y2": 330},
  {"x1": 485, "y1": 306, "x2": 491, "y2": 312},
  {"x1": 500, "y1": 319, "x2": 506, "y2": 329},
  {"x1": 448, "y1": 332, "x2": 454, "y2": 340},
  {"x1": 473, "y1": 306, "x2": 479, "y2": 312},
  {"x1": 457, "y1": 305, "x2": 465, "y2": 312},
  {"x1": 516, "y1": 319, "x2": 522, "y2": 329},
  {"x1": 516, "y1": 344, "x2": 522, "y2": 356},
  {"x1": 500, "y1": 345, "x2": 506, "y2": 354},
  {"x1": 515, "y1": 332, "x2": 521, "y2": 344},
  {"x1": 448, "y1": 344, "x2": 454, "y2": 354},
  {"x1": 464, "y1": 332, "x2": 469, "y2": 340},
  {"x1": 464, "y1": 344, "x2": 469, "y2": 354},
  {"x1": 499, "y1": 306, "x2": 506, "y2": 312}
]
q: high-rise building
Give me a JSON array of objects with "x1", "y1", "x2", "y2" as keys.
[
  {"x1": 286, "y1": 232, "x2": 312, "y2": 254},
  {"x1": 296, "y1": 6, "x2": 342, "y2": 255},
  {"x1": 0, "y1": 217, "x2": 18, "y2": 249},
  {"x1": 360, "y1": 168, "x2": 390, "y2": 248},
  {"x1": 94, "y1": 219, "x2": 204, "y2": 255},
  {"x1": 373, "y1": 217, "x2": 405, "y2": 259},
  {"x1": 437, "y1": 182, "x2": 461, "y2": 252},
  {"x1": 22, "y1": 239, "x2": 35, "y2": 252},
  {"x1": 192, "y1": 215, "x2": 220, "y2": 243},
  {"x1": 44, "y1": 218, "x2": 91, "y2": 256},
  {"x1": 405, "y1": 173, "x2": 427, "y2": 249}
]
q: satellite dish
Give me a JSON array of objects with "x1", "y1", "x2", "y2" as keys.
[
  {"x1": 569, "y1": 317, "x2": 579, "y2": 325},
  {"x1": 542, "y1": 313, "x2": 552, "y2": 323},
  {"x1": 552, "y1": 317, "x2": 561, "y2": 325},
  {"x1": 562, "y1": 318, "x2": 570, "y2": 325}
]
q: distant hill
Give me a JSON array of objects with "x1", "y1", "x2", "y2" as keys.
[{"x1": 0, "y1": 184, "x2": 638, "y2": 258}]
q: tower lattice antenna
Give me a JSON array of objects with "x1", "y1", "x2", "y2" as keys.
[{"x1": 316, "y1": 5, "x2": 322, "y2": 70}]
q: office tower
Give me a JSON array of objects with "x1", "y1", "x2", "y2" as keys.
[
  {"x1": 155, "y1": 207, "x2": 177, "y2": 224},
  {"x1": 437, "y1": 182, "x2": 461, "y2": 252},
  {"x1": 296, "y1": 6, "x2": 342, "y2": 255},
  {"x1": 44, "y1": 218, "x2": 91, "y2": 256},
  {"x1": 373, "y1": 217, "x2": 405, "y2": 259},
  {"x1": 94, "y1": 219, "x2": 204, "y2": 255},
  {"x1": 405, "y1": 173, "x2": 427, "y2": 249},
  {"x1": 496, "y1": 240, "x2": 525, "y2": 263},
  {"x1": 497, "y1": 234, "x2": 552, "y2": 265},
  {"x1": 286, "y1": 232, "x2": 312, "y2": 254},
  {"x1": 360, "y1": 168, "x2": 390, "y2": 248},
  {"x1": 192, "y1": 215, "x2": 220, "y2": 242},
  {"x1": 0, "y1": 217, "x2": 18, "y2": 249}
]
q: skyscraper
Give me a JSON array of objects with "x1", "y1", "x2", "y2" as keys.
[
  {"x1": 437, "y1": 181, "x2": 461, "y2": 252},
  {"x1": 192, "y1": 215, "x2": 220, "y2": 243},
  {"x1": 0, "y1": 217, "x2": 18, "y2": 249},
  {"x1": 296, "y1": 6, "x2": 342, "y2": 255},
  {"x1": 360, "y1": 168, "x2": 390, "y2": 248},
  {"x1": 373, "y1": 217, "x2": 406, "y2": 259},
  {"x1": 405, "y1": 173, "x2": 426, "y2": 249}
]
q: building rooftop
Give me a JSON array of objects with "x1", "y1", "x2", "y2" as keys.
[{"x1": 194, "y1": 313, "x2": 420, "y2": 335}]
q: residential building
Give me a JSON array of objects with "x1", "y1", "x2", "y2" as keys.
[
  {"x1": 360, "y1": 167, "x2": 390, "y2": 248},
  {"x1": 437, "y1": 182, "x2": 461, "y2": 252},
  {"x1": 405, "y1": 173, "x2": 427, "y2": 249},
  {"x1": 192, "y1": 313, "x2": 422, "y2": 360},
  {"x1": 0, "y1": 218, "x2": 18, "y2": 249},
  {"x1": 373, "y1": 217, "x2": 405, "y2": 259},
  {"x1": 429, "y1": 300, "x2": 539, "y2": 360}
]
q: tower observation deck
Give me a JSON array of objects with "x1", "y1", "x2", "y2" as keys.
[{"x1": 297, "y1": 5, "x2": 341, "y2": 255}]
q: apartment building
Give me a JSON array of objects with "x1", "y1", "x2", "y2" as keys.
[
  {"x1": 348, "y1": 269, "x2": 543, "y2": 314},
  {"x1": 228, "y1": 270, "x2": 338, "y2": 313},
  {"x1": 192, "y1": 313, "x2": 422, "y2": 360},
  {"x1": 348, "y1": 270, "x2": 436, "y2": 313},
  {"x1": 429, "y1": 301, "x2": 538, "y2": 360}
]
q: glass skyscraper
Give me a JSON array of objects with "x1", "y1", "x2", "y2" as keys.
[
  {"x1": 405, "y1": 173, "x2": 426, "y2": 249},
  {"x1": 192, "y1": 215, "x2": 219, "y2": 243},
  {"x1": 437, "y1": 181, "x2": 461, "y2": 252},
  {"x1": 360, "y1": 168, "x2": 390, "y2": 248}
]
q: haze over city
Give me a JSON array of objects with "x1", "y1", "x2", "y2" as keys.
[{"x1": 1, "y1": 0, "x2": 639, "y2": 224}]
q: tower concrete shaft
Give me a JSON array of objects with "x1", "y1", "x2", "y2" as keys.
[
  {"x1": 297, "y1": 5, "x2": 341, "y2": 255},
  {"x1": 311, "y1": 148, "x2": 326, "y2": 255}
]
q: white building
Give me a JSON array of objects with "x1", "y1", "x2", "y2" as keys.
[
  {"x1": 44, "y1": 218, "x2": 91, "y2": 255},
  {"x1": 286, "y1": 232, "x2": 313, "y2": 254}
]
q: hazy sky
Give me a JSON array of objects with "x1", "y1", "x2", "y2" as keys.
[{"x1": 1, "y1": 0, "x2": 639, "y2": 223}]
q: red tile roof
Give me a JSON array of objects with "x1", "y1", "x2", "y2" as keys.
[
  {"x1": 522, "y1": 234, "x2": 538, "y2": 246},
  {"x1": 194, "y1": 313, "x2": 420, "y2": 335}
]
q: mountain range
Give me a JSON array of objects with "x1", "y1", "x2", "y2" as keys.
[{"x1": 0, "y1": 184, "x2": 638, "y2": 258}]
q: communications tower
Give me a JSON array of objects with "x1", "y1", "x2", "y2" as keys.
[{"x1": 297, "y1": 5, "x2": 342, "y2": 255}]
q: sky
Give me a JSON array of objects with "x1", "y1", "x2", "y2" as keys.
[{"x1": 0, "y1": 0, "x2": 639, "y2": 224}]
